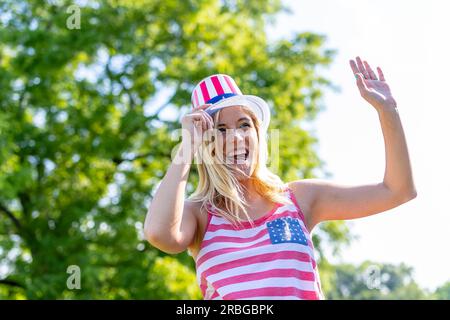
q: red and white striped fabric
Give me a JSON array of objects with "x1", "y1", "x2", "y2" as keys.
[
  {"x1": 191, "y1": 74, "x2": 242, "y2": 109},
  {"x1": 195, "y1": 187, "x2": 324, "y2": 300}
]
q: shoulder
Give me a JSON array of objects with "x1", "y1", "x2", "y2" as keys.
[
  {"x1": 184, "y1": 199, "x2": 201, "y2": 212},
  {"x1": 287, "y1": 179, "x2": 323, "y2": 232},
  {"x1": 288, "y1": 178, "x2": 332, "y2": 200},
  {"x1": 287, "y1": 179, "x2": 319, "y2": 205}
]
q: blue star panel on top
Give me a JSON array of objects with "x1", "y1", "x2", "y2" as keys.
[{"x1": 266, "y1": 217, "x2": 308, "y2": 246}]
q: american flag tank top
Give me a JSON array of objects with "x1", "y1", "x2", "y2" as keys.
[{"x1": 195, "y1": 187, "x2": 324, "y2": 300}]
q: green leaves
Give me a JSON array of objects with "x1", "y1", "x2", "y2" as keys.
[
  {"x1": 150, "y1": 256, "x2": 202, "y2": 299},
  {"x1": 325, "y1": 261, "x2": 432, "y2": 300}
]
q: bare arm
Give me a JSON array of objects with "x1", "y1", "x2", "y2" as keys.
[
  {"x1": 289, "y1": 57, "x2": 416, "y2": 231},
  {"x1": 144, "y1": 104, "x2": 213, "y2": 254},
  {"x1": 289, "y1": 179, "x2": 414, "y2": 232},
  {"x1": 378, "y1": 105, "x2": 416, "y2": 200},
  {"x1": 144, "y1": 147, "x2": 197, "y2": 254}
]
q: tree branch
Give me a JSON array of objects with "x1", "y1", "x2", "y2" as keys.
[
  {"x1": 0, "y1": 278, "x2": 25, "y2": 288},
  {"x1": 105, "y1": 56, "x2": 137, "y2": 109},
  {"x1": 0, "y1": 203, "x2": 22, "y2": 231},
  {"x1": 112, "y1": 151, "x2": 153, "y2": 165},
  {"x1": 18, "y1": 192, "x2": 31, "y2": 220}
]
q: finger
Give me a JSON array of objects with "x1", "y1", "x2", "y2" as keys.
[
  {"x1": 189, "y1": 108, "x2": 210, "y2": 124},
  {"x1": 191, "y1": 104, "x2": 213, "y2": 128},
  {"x1": 202, "y1": 117, "x2": 215, "y2": 143},
  {"x1": 198, "y1": 112, "x2": 208, "y2": 132},
  {"x1": 195, "y1": 111, "x2": 208, "y2": 130},
  {"x1": 355, "y1": 73, "x2": 369, "y2": 92},
  {"x1": 200, "y1": 111, "x2": 214, "y2": 133},
  {"x1": 377, "y1": 67, "x2": 386, "y2": 81},
  {"x1": 349, "y1": 59, "x2": 360, "y2": 76},
  {"x1": 190, "y1": 113, "x2": 205, "y2": 135},
  {"x1": 192, "y1": 118, "x2": 202, "y2": 144},
  {"x1": 363, "y1": 60, "x2": 378, "y2": 80},
  {"x1": 189, "y1": 112, "x2": 204, "y2": 123},
  {"x1": 193, "y1": 117, "x2": 203, "y2": 133},
  {"x1": 193, "y1": 103, "x2": 212, "y2": 112},
  {"x1": 201, "y1": 110, "x2": 214, "y2": 129},
  {"x1": 356, "y1": 56, "x2": 369, "y2": 80}
]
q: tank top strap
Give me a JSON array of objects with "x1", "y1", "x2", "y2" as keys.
[
  {"x1": 284, "y1": 186, "x2": 308, "y2": 225},
  {"x1": 204, "y1": 202, "x2": 215, "y2": 228}
]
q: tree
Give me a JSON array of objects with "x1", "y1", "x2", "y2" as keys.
[
  {"x1": 0, "y1": 0, "x2": 345, "y2": 298},
  {"x1": 326, "y1": 261, "x2": 428, "y2": 299},
  {"x1": 432, "y1": 281, "x2": 450, "y2": 300}
]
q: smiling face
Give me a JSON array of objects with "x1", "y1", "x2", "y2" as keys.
[{"x1": 213, "y1": 105, "x2": 259, "y2": 180}]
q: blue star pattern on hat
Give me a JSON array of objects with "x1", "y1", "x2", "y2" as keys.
[{"x1": 266, "y1": 217, "x2": 308, "y2": 246}]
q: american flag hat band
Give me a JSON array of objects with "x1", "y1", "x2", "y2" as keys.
[{"x1": 191, "y1": 74, "x2": 270, "y2": 131}]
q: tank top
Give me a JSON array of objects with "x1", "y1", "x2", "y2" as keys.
[{"x1": 194, "y1": 187, "x2": 324, "y2": 300}]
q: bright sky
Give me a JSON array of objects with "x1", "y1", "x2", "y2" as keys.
[{"x1": 266, "y1": 0, "x2": 450, "y2": 291}]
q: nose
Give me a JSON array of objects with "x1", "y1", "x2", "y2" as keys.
[
  {"x1": 224, "y1": 129, "x2": 246, "y2": 153},
  {"x1": 233, "y1": 128, "x2": 245, "y2": 141},
  {"x1": 224, "y1": 129, "x2": 246, "y2": 143}
]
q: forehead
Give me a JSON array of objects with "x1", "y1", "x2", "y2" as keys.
[{"x1": 216, "y1": 106, "x2": 251, "y2": 124}]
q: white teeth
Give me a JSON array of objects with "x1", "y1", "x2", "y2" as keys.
[
  {"x1": 225, "y1": 150, "x2": 249, "y2": 164},
  {"x1": 227, "y1": 151, "x2": 246, "y2": 157},
  {"x1": 227, "y1": 155, "x2": 245, "y2": 160}
]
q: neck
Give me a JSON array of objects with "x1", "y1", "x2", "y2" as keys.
[{"x1": 239, "y1": 178, "x2": 261, "y2": 203}]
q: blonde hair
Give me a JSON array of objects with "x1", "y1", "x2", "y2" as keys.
[{"x1": 188, "y1": 105, "x2": 291, "y2": 228}]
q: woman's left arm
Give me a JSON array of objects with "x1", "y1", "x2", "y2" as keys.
[{"x1": 289, "y1": 56, "x2": 417, "y2": 231}]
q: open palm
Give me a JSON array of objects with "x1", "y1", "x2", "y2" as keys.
[{"x1": 350, "y1": 56, "x2": 396, "y2": 110}]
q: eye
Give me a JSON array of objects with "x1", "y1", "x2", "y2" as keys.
[
  {"x1": 240, "y1": 122, "x2": 251, "y2": 128},
  {"x1": 218, "y1": 127, "x2": 226, "y2": 133}
]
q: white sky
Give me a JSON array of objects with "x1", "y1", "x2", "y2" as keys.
[{"x1": 266, "y1": 0, "x2": 450, "y2": 291}]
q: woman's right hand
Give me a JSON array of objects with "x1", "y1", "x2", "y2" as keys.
[{"x1": 181, "y1": 104, "x2": 214, "y2": 158}]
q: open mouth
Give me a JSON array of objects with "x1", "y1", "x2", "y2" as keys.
[{"x1": 227, "y1": 149, "x2": 249, "y2": 164}]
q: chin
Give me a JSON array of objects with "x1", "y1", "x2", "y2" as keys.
[{"x1": 234, "y1": 163, "x2": 255, "y2": 181}]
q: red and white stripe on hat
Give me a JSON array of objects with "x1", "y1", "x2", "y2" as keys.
[{"x1": 191, "y1": 74, "x2": 243, "y2": 109}]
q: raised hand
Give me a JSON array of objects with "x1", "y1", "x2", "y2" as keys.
[
  {"x1": 180, "y1": 104, "x2": 214, "y2": 159},
  {"x1": 350, "y1": 56, "x2": 397, "y2": 112}
]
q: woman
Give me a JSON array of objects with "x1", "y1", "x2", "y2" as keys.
[{"x1": 144, "y1": 57, "x2": 417, "y2": 300}]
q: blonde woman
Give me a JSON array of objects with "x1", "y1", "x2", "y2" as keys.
[{"x1": 144, "y1": 57, "x2": 417, "y2": 300}]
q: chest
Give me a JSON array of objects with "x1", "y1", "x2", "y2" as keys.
[
  {"x1": 190, "y1": 200, "x2": 275, "y2": 255},
  {"x1": 195, "y1": 210, "x2": 316, "y2": 276}
]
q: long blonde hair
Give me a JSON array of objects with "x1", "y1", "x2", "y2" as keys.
[{"x1": 188, "y1": 105, "x2": 291, "y2": 228}]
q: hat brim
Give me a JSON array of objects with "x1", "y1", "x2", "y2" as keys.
[{"x1": 205, "y1": 95, "x2": 270, "y2": 131}]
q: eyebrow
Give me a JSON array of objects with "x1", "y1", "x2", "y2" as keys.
[{"x1": 217, "y1": 117, "x2": 251, "y2": 127}]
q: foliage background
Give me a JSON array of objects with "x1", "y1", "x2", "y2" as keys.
[{"x1": 0, "y1": 0, "x2": 448, "y2": 299}]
